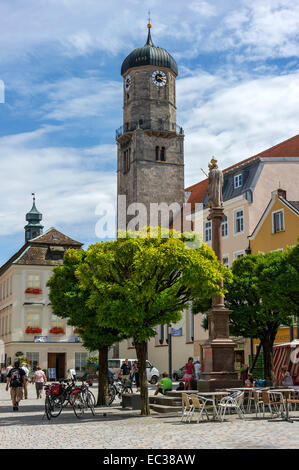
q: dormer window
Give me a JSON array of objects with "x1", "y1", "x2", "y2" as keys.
[{"x1": 234, "y1": 174, "x2": 243, "y2": 188}]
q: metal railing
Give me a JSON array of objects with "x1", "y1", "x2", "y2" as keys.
[{"x1": 116, "y1": 119, "x2": 184, "y2": 139}]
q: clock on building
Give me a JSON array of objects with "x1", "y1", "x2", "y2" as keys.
[
  {"x1": 152, "y1": 70, "x2": 167, "y2": 87},
  {"x1": 125, "y1": 75, "x2": 131, "y2": 91}
]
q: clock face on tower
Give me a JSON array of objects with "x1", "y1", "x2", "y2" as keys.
[
  {"x1": 125, "y1": 75, "x2": 131, "y2": 91},
  {"x1": 152, "y1": 70, "x2": 167, "y2": 87}
]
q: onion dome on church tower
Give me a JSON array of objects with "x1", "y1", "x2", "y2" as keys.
[
  {"x1": 121, "y1": 22, "x2": 178, "y2": 76},
  {"x1": 24, "y1": 193, "x2": 44, "y2": 242}
]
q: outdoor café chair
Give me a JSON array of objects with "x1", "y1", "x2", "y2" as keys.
[
  {"x1": 261, "y1": 390, "x2": 285, "y2": 418},
  {"x1": 252, "y1": 390, "x2": 264, "y2": 418},
  {"x1": 218, "y1": 391, "x2": 245, "y2": 421},
  {"x1": 188, "y1": 394, "x2": 214, "y2": 423},
  {"x1": 181, "y1": 393, "x2": 194, "y2": 422}
]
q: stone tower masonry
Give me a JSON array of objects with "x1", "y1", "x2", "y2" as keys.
[{"x1": 116, "y1": 24, "x2": 185, "y2": 230}]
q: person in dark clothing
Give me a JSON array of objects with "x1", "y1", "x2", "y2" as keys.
[
  {"x1": 131, "y1": 361, "x2": 140, "y2": 391},
  {"x1": 6, "y1": 361, "x2": 25, "y2": 411},
  {"x1": 120, "y1": 359, "x2": 131, "y2": 385},
  {"x1": 176, "y1": 381, "x2": 185, "y2": 391}
]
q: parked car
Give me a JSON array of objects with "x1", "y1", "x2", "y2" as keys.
[
  {"x1": 107, "y1": 358, "x2": 160, "y2": 384},
  {"x1": 173, "y1": 366, "x2": 185, "y2": 381}
]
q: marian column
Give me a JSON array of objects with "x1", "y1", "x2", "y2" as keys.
[{"x1": 200, "y1": 158, "x2": 241, "y2": 391}]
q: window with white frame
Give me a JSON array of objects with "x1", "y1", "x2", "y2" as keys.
[
  {"x1": 27, "y1": 313, "x2": 40, "y2": 328},
  {"x1": 223, "y1": 255, "x2": 229, "y2": 268},
  {"x1": 235, "y1": 209, "x2": 244, "y2": 234},
  {"x1": 27, "y1": 274, "x2": 40, "y2": 288},
  {"x1": 222, "y1": 215, "x2": 228, "y2": 237},
  {"x1": 234, "y1": 251, "x2": 245, "y2": 259},
  {"x1": 205, "y1": 221, "x2": 212, "y2": 242},
  {"x1": 26, "y1": 352, "x2": 39, "y2": 369},
  {"x1": 272, "y1": 210, "x2": 284, "y2": 233},
  {"x1": 51, "y1": 315, "x2": 63, "y2": 329},
  {"x1": 75, "y1": 352, "x2": 88, "y2": 372},
  {"x1": 186, "y1": 310, "x2": 194, "y2": 342},
  {"x1": 234, "y1": 174, "x2": 243, "y2": 188}
]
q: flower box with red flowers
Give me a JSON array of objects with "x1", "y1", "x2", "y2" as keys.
[
  {"x1": 49, "y1": 327, "x2": 65, "y2": 335},
  {"x1": 25, "y1": 327, "x2": 42, "y2": 334},
  {"x1": 25, "y1": 288, "x2": 42, "y2": 294}
]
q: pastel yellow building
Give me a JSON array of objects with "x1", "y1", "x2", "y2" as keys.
[
  {"x1": 249, "y1": 188, "x2": 299, "y2": 351},
  {"x1": 249, "y1": 188, "x2": 299, "y2": 254}
]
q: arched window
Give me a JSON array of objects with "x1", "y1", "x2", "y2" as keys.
[{"x1": 160, "y1": 147, "x2": 165, "y2": 161}]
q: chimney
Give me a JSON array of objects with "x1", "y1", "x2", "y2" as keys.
[{"x1": 277, "y1": 188, "x2": 287, "y2": 199}]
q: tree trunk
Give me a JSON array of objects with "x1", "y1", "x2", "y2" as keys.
[
  {"x1": 97, "y1": 346, "x2": 108, "y2": 406},
  {"x1": 135, "y1": 340, "x2": 150, "y2": 416},
  {"x1": 261, "y1": 338, "x2": 275, "y2": 386},
  {"x1": 249, "y1": 341, "x2": 262, "y2": 373}
]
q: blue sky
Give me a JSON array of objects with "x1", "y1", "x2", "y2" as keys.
[{"x1": 0, "y1": 0, "x2": 298, "y2": 265}]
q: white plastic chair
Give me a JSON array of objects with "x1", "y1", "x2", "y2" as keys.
[
  {"x1": 218, "y1": 391, "x2": 245, "y2": 421},
  {"x1": 181, "y1": 393, "x2": 194, "y2": 422}
]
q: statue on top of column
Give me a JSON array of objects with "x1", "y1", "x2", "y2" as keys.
[{"x1": 207, "y1": 157, "x2": 223, "y2": 208}]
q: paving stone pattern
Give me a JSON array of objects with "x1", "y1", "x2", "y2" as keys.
[{"x1": 1, "y1": 384, "x2": 299, "y2": 449}]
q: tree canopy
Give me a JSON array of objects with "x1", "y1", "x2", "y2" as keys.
[
  {"x1": 226, "y1": 248, "x2": 299, "y2": 382},
  {"x1": 47, "y1": 248, "x2": 124, "y2": 405},
  {"x1": 76, "y1": 227, "x2": 232, "y2": 414}
]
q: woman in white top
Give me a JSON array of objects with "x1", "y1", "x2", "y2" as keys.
[{"x1": 280, "y1": 365, "x2": 294, "y2": 386}]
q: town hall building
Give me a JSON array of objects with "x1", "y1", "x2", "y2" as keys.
[{"x1": 0, "y1": 197, "x2": 89, "y2": 378}]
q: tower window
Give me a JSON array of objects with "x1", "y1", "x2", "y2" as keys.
[
  {"x1": 155, "y1": 146, "x2": 160, "y2": 161},
  {"x1": 160, "y1": 147, "x2": 166, "y2": 161},
  {"x1": 123, "y1": 148, "x2": 130, "y2": 173}
]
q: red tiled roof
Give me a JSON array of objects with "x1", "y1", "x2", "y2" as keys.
[{"x1": 185, "y1": 134, "x2": 299, "y2": 204}]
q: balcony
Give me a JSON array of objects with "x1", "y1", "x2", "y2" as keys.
[{"x1": 116, "y1": 119, "x2": 184, "y2": 140}]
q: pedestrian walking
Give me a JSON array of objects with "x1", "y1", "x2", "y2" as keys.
[
  {"x1": 6, "y1": 361, "x2": 26, "y2": 411},
  {"x1": 32, "y1": 366, "x2": 47, "y2": 399},
  {"x1": 182, "y1": 357, "x2": 195, "y2": 391},
  {"x1": 21, "y1": 363, "x2": 29, "y2": 399}
]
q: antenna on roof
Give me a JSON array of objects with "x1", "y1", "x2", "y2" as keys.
[{"x1": 31, "y1": 192, "x2": 35, "y2": 203}]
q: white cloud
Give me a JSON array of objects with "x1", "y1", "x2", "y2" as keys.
[
  {"x1": 1, "y1": 0, "x2": 298, "y2": 63},
  {"x1": 177, "y1": 69, "x2": 299, "y2": 186},
  {"x1": 0, "y1": 130, "x2": 116, "y2": 240}
]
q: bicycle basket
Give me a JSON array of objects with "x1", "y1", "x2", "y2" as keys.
[{"x1": 50, "y1": 383, "x2": 61, "y2": 396}]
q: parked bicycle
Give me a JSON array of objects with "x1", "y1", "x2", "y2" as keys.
[
  {"x1": 106, "y1": 375, "x2": 133, "y2": 406},
  {"x1": 44, "y1": 378, "x2": 96, "y2": 419}
]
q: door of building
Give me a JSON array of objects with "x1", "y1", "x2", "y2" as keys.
[{"x1": 48, "y1": 353, "x2": 66, "y2": 380}]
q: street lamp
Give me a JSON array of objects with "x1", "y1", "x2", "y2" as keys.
[{"x1": 166, "y1": 324, "x2": 172, "y2": 379}]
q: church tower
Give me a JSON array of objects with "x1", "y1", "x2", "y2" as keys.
[
  {"x1": 117, "y1": 22, "x2": 185, "y2": 229},
  {"x1": 24, "y1": 194, "x2": 43, "y2": 242}
]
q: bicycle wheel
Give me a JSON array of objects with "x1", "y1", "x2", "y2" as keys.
[
  {"x1": 86, "y1": 393, "x2": 96, "y2": 416},
  {"x1": 45, "y1": 395, "x2": 52, "y2": 420},
  {"x1": 106, "y1": 385, "x2": 116, "y2": 406},
  {"x1": 87, "y1": 389, "x2": 96, "y2": 407},
  {"x1": 49, "y1": 396, "x2": 63, "y2": 418},
  {"x1": 72, "y1": 393, "x2": 85, "y2": 418}
]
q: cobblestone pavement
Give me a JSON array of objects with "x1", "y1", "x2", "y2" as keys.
[{"x1": 1, "y1": 383, "x2": 299, "y2": 449}]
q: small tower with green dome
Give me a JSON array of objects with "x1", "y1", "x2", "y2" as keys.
[{"x1": 24, "y1": 193, "x2": 44, "y2": 242}]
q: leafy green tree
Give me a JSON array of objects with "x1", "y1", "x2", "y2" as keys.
[
  {"x1": 47, "y1": 249, "x2": 123, "y2": 405},
  {"x1": 77, "y1": 227, "x2": 231, "y2": 415},
  {"x1": 226, "y1": 250, "x2": 299, "y2": 383}
]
